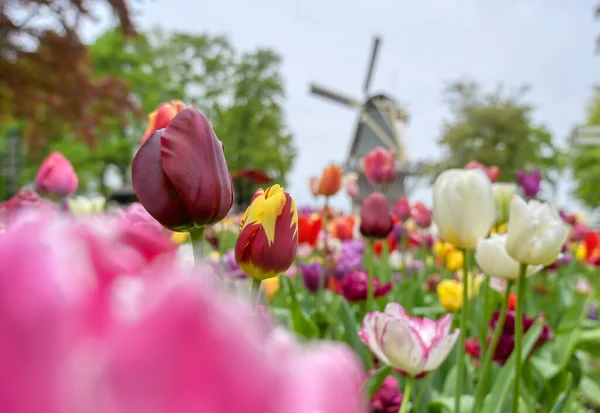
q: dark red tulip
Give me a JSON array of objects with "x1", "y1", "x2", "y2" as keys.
[
  {"x1": 132, "y1": 107, "x2": 234, "y2": 230},
  {"x1": 360, "y1": 193, "x2": 393, "y2": 239}
]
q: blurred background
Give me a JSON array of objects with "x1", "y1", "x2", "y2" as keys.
[{"x1": 1, "y1": 0, "x2": 600, "y2": 215}]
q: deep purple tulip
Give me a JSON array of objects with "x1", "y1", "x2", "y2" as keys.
[
  {"x1": 391, "y1": 222, "x2": 405, "y2": 242},
  {"x1": 299, "y1": 262, "x2": 326, "y2": 292},
  {"x1": 132, "y1": 108, "x2": 234, "y2": 230},
  {"x1": 516, "y1": 169, "x2": 542, "y2": 198},
  {"x1": 341, "y1": 270, "x2": 392, "y2": 302},
  {"x1": 370, "y1": 374, "x2": 403, "y2": 413},
  {"x1": 360, "y1": 193, "x2": 393, "y2": 239},
  {"x1": 588, "y1": 304, "x2": 598, "y2": 320}
]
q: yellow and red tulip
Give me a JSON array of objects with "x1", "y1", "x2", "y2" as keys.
[{"x1": 235, "y1": 185, "x2": 298, "y2": 280}]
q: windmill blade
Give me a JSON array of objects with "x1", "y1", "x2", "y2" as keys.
[
  {"x1": 363, "y1": 36, "x2": 381, "y2": 94},
  {"x1": 309, "y1": 83, "x2": 361, "y2": 109}
]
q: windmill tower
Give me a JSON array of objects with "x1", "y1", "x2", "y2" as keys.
[{"x1": 309, "y1": 36, "x2": 426, "y2": 210}]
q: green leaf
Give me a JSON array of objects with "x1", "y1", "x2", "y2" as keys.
[
  {"x1": 576, "y1": 327, "x2": 600, "y2": 356},
  {"x1": 579, "y1": 377, "x2": 600, "y2": 407},
  {"x1": 339, "y1": 299, "x2": 373, "y2": 369},
  {"x1": 479, "y1": 319, "x2": 545, "y2": 413},
  {"x1": 549, "y1": 374, "x2": 573, "y2": 413},
  {"x1": 363, "y1": 365, "x2": 392, "y2": 398},
  {"x1": 427, "y1": 395, "x2": 474, "y2": 413},
  {"x1": 529, "y1": 356, "x2": 560, "y2": 379},
  {"x1": 280, "y1": 277, "x2": 319, "y2": 339}
]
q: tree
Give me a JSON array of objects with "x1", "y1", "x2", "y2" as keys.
[
  {"x1": 435, "y1": 80, "x2": 565, "y2": 185},
  {"x1": 571, "y1": 87, "x2": 600, "y2": 209},
  {"x1": 0, "y1": 0, "x2": 139, "y2": 159}
]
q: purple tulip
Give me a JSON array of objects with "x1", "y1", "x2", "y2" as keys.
[
  {"x1": 516, "y1": 169, "x2": 542, "y2": 198},
  {"x1": 341, "y1": 270, "x2": 392, "y2": 302},
  {"x1": 215, "y1": 250, "x2": 247, "y2": 278},
  {"x1": 588, "y1": 304, "x2": 598, "y2": 320},
  {"x1": 299, "y1": 262, "x2": 326, "y2": 292},
  {"x1": 332, "y1": 240, "x2": 365, "y2": 279}
]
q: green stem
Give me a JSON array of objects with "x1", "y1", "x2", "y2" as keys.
[
  {"x1": 188, "y1": 227, "x2": 206, "y2": 264},
  {"x1": 472, "y1": 280, "x2": 514, "y2": 412},
  {"x1": 478, "y1": 277, "x2": 490, "y2": 356},
  {"x1": 512, "y1": 263, "x2": 528, "y2": 413},
  {"x1": 366, "y1": 239, "x2": 375, "y2": 312},
  {"x1": 455, "y1": 249, "x2": 471, "y2": 413},
  {"x1": 251, "y1": 278, "x2": 262, "y2": 306},
  {"x1": 399, "y1": 375, "x2": 414, "y2": 413}
]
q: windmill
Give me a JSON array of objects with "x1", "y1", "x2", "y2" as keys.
[{"x1": 309, "y1": 36, "x2": 426, "y2": 210}]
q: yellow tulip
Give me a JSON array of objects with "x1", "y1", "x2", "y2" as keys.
[
  {"x1": 437, "y1": 279, "x2": 462, "y2": 313},
  {"x1": 434, "y1": 241, "x2": 452, "y2": 260},
  {"x1": 576, "y1": 243, "x2": 587, "y2": 261},
  {"x1": 446, "y1": 249, "x2": 464, "y2": 272},
  {"x1": 262, "y1": 276, "x2": 280, "y2": 300}
]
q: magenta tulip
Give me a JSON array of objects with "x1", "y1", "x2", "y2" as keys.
[
  {"x1": 360, "y1": 192, "x2": 393, "y2": 238},
  {"x1": 363, "y1": 147, "x2": 396, "y2": 185},
  {"x1": 35, "y1": 151, "x2": 78, "y2": 197},
  {"x1": 132, "y1": 107, "x2": 234, "y2": 230},
  {"x1": 393, "y1": 196, "x2": 411, "y2": 221}
]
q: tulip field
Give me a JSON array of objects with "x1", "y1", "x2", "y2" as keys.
[{"x1": 2, "y1": 105, "x2": 600, "y2": 413}]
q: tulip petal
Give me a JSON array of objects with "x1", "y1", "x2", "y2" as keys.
[
  {"x1": 423, "y1": 328, "x2": 460, "y2": 372},
  {"x1": 379, "y1": 319, "x2": 427, "y2": 376},
  {"x1": 359, "y1": 313, "x2": 391, "y2": 365},
  {"x1": 160, "y1": 108, "x2": 234, "y2": 226},
  {"x1": 384, "y1": 302, "x2": 408, "y2": 318},
  {"x1": 132, "y1": 130, "x2": 190, "y2": 229}
]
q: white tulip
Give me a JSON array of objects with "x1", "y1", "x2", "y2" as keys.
[
  {"x1": 505, "y1": 196, "x2": 568, "y2": 266},
  {"x1": 67, "y1": 196, "x2": 106, "y2": 216},
  {"x1": 475, "y1": 233, "x2": 542, "y2": 280},
  {"x1": 433, "y1": 169, "x2": 496, "y2": 249},
  {"x1": 492, "y1": 183, "x2": 517, "y2": 225}
]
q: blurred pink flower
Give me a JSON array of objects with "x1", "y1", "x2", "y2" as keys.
[
  {"x1": 360, "y1": 303, "x2": 459, "y2": 377},
  {"x1": 464, "y1": 161, "x2": 500, "y2": 183},
  {"x1": 0, "y1": 211, "x2": 367, "y2": 413},
  {"x1": 35, "y1": 151, "x2": 78, "y2": 197},
  {"x1": 116, "y1": 202, "x2": 165, "y2": 234},
  {"x1": 410, "y1": 202, "x2": 432, "y2": 229},
  {"x1": 363, "y1": 147, "x2": 396, "y2": 185}
]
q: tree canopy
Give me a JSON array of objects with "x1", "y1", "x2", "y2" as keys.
[{"x1": 434, "y1": 80, "x2": 565, "y2": 185}]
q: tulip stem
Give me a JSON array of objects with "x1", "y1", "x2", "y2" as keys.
[
  {"x1": 472, "y1": 280, "x2": 514, "y2": 413},
  {"x1": 512, "y1": 263, "x2": 527, "y2": 413},
  {"x1": 251, "y1": 278, "x2": 262, "y2": 306},
  {"x1": 455, "y1": 248, "x2": 470, "y2": 413},
  {"x1": 188, "y1": 227, "x2": 206, "y2": 264},
  {"x1": 366, "y1": 239, "x2": 375, "y2": 312},
  {"x1": 398, "y1": 375, "x2": 414, "y2": 413}
]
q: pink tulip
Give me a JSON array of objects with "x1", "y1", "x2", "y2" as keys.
[
  {"x1": 0, "y1": 210, "x2": 368, "y2": 413},
  {"x1": 393, "y1": 197, "x2": 411, "y2": 221},
  {"x1": 360, "y1": 303, "x2": 459, "y2": 377},
  {"x1": 411, "y1": 202, "x2": 432, "y2": 229},
  {"x1": 35, "y1": 151, "x2": 79, "y2": 197},
  {"x1": 464, "y1": 161, "x2": 500, "y2": 183},
  {"x1": 363, "y1": 147, "x2": 396, "y2": 185}
]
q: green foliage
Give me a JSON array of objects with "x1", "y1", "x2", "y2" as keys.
[
  {"x1": 435, "y1": 80, "x2": 565, "y2": 185},
  {"x1": 571, "y1": 86, "x2": 600, "y2": 209},
  {"x1": 51, "y1": 28, "x2": 296, "y2": 196}
]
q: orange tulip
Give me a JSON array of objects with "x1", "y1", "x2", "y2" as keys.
[
  {"x1": 311, "y1": 165, "x2": 343, "y2": 197},
  {"x1": 141, "y1": 100, "x2": 187, "y2": 145}
]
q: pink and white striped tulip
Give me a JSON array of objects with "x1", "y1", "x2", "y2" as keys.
[{"x1": 359, "y1": 303, "x2": 459, "y2": 377}]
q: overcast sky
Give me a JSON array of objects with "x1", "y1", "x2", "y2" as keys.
[{"x1": 90, "y1": 0, "x2": 599, "y2": 211}]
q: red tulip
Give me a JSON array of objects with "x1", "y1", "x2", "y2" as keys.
[
  {"x1": 360, "y1": 193, "x2": 393, "y2": 239},
  {"x1": 132, "y1": 107, "x2": 234, "y2": 231},
  {"x1": 464, "y1": 161, "x2": 500, "y2": 183},
  {"x1": 331, "y1": 216, "x2": 356, "y2": 240},
  {"x1": 35, "y1": 151, "x2": 78, "y2": 197},
  {"x1": 363, "y1": 147, "x2": 396, "y2": 184},
  {"x1": 298, "y1": 213, "x2": 323, "y2": 247}
]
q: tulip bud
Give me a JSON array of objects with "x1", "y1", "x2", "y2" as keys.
[
  {"x1": 35, "y1": 151, "x2": 78, "y2": 198},
  {"x1": 505, "y1": 196, "x2": 569, "y2": 266},
  {"x1": 436, "y1": 279, "x2": 462, "y2": 313},
  {"x1": 132, "y1": 107, "x2": 234, "y2": 231},
  {"x1": 363, "y1": 147, "x2": 396, "y2": 185},
  {"x1": 359, "y1": 193, "x2": 393, "y2": 239},
  {"x1": 141, "y1": 100, "x2": 186, "y2": 145},
  {"x1": 235, "y1": 185, "x2": 298, "y2": 280},
  {"x1": 312, "y1": 165, "x2": 343, "y2": 197},
  {"x1": 492, "y1": 183, "x2": 517, "y2": 226},
  {"x1": 411, "y1": 202, "x2": 432, "y2": 228},
  {"x1": 475, "y1": 233, "x2": 542, "y2": 280},
  {"x1": 433, "y1": 169, "x2": 495, "y2": 249}
]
